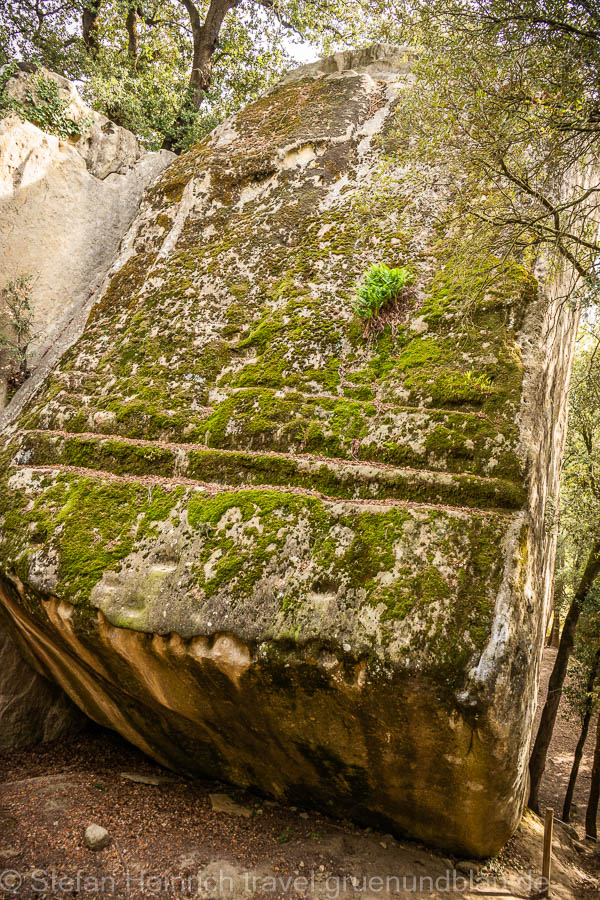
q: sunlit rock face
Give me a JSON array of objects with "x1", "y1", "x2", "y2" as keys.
[
  {"x1": 0, "y1": 46, "x2": 577, "y2": 856},
  {"x1": 0, "y1": 67, "x2": 174, "y2": 384}
]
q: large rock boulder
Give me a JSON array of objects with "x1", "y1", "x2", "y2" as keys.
[
  {"x1": 0, "y1": 621, "x2": 82, "y2": 752},
  {"x1": 0, "y1": 46, "x2": 577, "y2": 855}
]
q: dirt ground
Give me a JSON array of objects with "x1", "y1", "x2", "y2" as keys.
[
  {"x1": 1, "y1": 650, "x2": 599, "y2": 899},
  {"x1": 532, "y1": 648, "x2": 598, "y2": 830}
]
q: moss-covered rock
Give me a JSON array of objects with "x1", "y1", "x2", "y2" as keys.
[{"x1": 0, "y1": 45, "x2": 577, "y2": 857}]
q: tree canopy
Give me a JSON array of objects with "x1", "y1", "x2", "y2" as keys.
[
  {"x1": 2, "y1": 1, "x2": 599, "y2": 294},
  {"x1": 0, "y1": 0, "x2": 390, "y2": 150},
  {"x1": 383, "y1": 0, "x2": 600, "y2": 302}
]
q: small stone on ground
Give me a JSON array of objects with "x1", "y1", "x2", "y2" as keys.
[
  {"x1": 120, "y1": 771, "x2": 177, "y2": 786},
  {"x1": 83, "y1": 824, "x2": 110, "y2": 851},
  {"x1": 210, "y1": 793, "x2": 253, "y2": 818}
]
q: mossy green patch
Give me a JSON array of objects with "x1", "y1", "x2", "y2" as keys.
[
  {"x1": 0, "y1": 473, "x2": 182, "y2": 602},
  {"x1": 18, "y1": 430, "x2": 525, "y2": 510}
]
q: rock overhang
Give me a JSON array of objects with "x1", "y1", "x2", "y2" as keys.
[{"x1": 0, "y1": 45, "x2": 577, "y2": 856}]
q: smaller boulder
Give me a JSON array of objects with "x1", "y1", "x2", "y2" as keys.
[
  {"x1": 455, "y1": 860, "x2": 484, "y2": 878},
  {"x1": 209, "y1": 794, "x2": 253, "y2": 818},
  {"x1": 120, "y1": 771, "x2": 177, "y2": 786},
  {"x1": 84, "y1": 824, "x2": 110, "y2": 851}
]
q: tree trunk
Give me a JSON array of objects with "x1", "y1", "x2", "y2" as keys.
[
  {"x1": 549, "y1": 609, "x2": 561, "y2": 648},
  {"x1": 548, "y1": 543, "x2": 565, "y2": 647},
  {"x1": 586, "y1": 710, "x2": 600, "y2": 839},
  {"x1": 529, "y1": 541, "x2": 600, "y2": 813},
  {"x1": 82, "y1": 0, "x2": 102, "y2": 55},
  {"x1": 163, "y1": 0, "x2": 237, "y2": 150},
  {"x1": 562, "y1": 648, "x2": 600, "y2": 822},
  {"x1": 126, "y1": 7, "x2": 139, "y2": 61}
]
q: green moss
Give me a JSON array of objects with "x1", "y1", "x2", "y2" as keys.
[
  {"x1": 227, "y1": 280, "x2": 251, "y2": 299},
  {"x1": 516, "y1": 522, "x2": 529, "y2": 591},
  {"x1": 137, "y1": 486, "x2": 186, "y2": 541},
  {"x1": 316, "y1": 509, "x2": 399, "y2": 587},
  {"x1": 374, "y1": 510, "x2": 502, "y2": 694},
  {"x1": 19, "y1": 429, "x2": 525, "y2": 511},
  {"x1": 379, "y1": 565, "x2": 451, "y2": 622},
  {"x1": 396, "y1": 338, "x2": 443, "y2": 372},
  {"x1": 22, "y1": 133, "x2": 531, "y2": 453},
  {"x1": 428, "y1": 370, "x2": 494, "y2": 404},
  {"x1": 0, "y1": 470, "x2": 185, "y2": 602},
  {"x1": 33, "y1": 480, "x2": 133, "y2": 598},
  {"x1": 25, "y1": 433, "x2": 175, "y2": 477},
  {"x1": 89, "y1": 252, "x2": 157, "y2": 322},
  {"x1": 65, "y1": 409, "x2": 90, "y2": 433},
  {"x1": 221, "y1": 295, "x2": 346, "y2": 394},
  {"x1": 0, "y1": 424, "x2": 508, "y2": 698}
]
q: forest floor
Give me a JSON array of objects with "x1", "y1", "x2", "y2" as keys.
[
  {"x1": 533, "y1": 649, "x2": 597, "y2": 832},
  {"x1": 0, "y1": 650, "x2": 599, "y2": 899}
]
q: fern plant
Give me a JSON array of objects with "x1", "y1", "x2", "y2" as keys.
[{"x1": 353, "y1": 263, "x2": 414, "y2": 319}]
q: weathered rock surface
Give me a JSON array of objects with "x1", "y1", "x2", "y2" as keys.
[
  {"x1": 4, "y1": 67, "x2": 145, "y2": 179},
  {"x1": 0, "y1": 67, "x2": 174, "y2": 385},
  {"x1": 0, "y1": 618, "x2": 82, "y2": 752},
  {"x1": 0, "y1": 68, "x2": 173, "y2": 752},
  {"x1": 83, "y1": 824, "x2": 110, "y2": 851},
  {"x1": 0, "y1": 46, "x2": 578, "y2": 855}
]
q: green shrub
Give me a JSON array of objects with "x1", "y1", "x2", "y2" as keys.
[
  {"x1": 353, "y1": 263, "x2": 414, "y2": 319},
  {"x1": 0, "y1": 273, "x2": 34, "y2": 360}
]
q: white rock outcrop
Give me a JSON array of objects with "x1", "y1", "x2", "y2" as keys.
[{"x1": 0, "y1": 68, "x2": 174, "y2": 398}]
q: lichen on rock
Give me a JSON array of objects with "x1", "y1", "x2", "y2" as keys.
[{"x1": 0, "y1": 45, "x2": 578, "y2": 857}]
